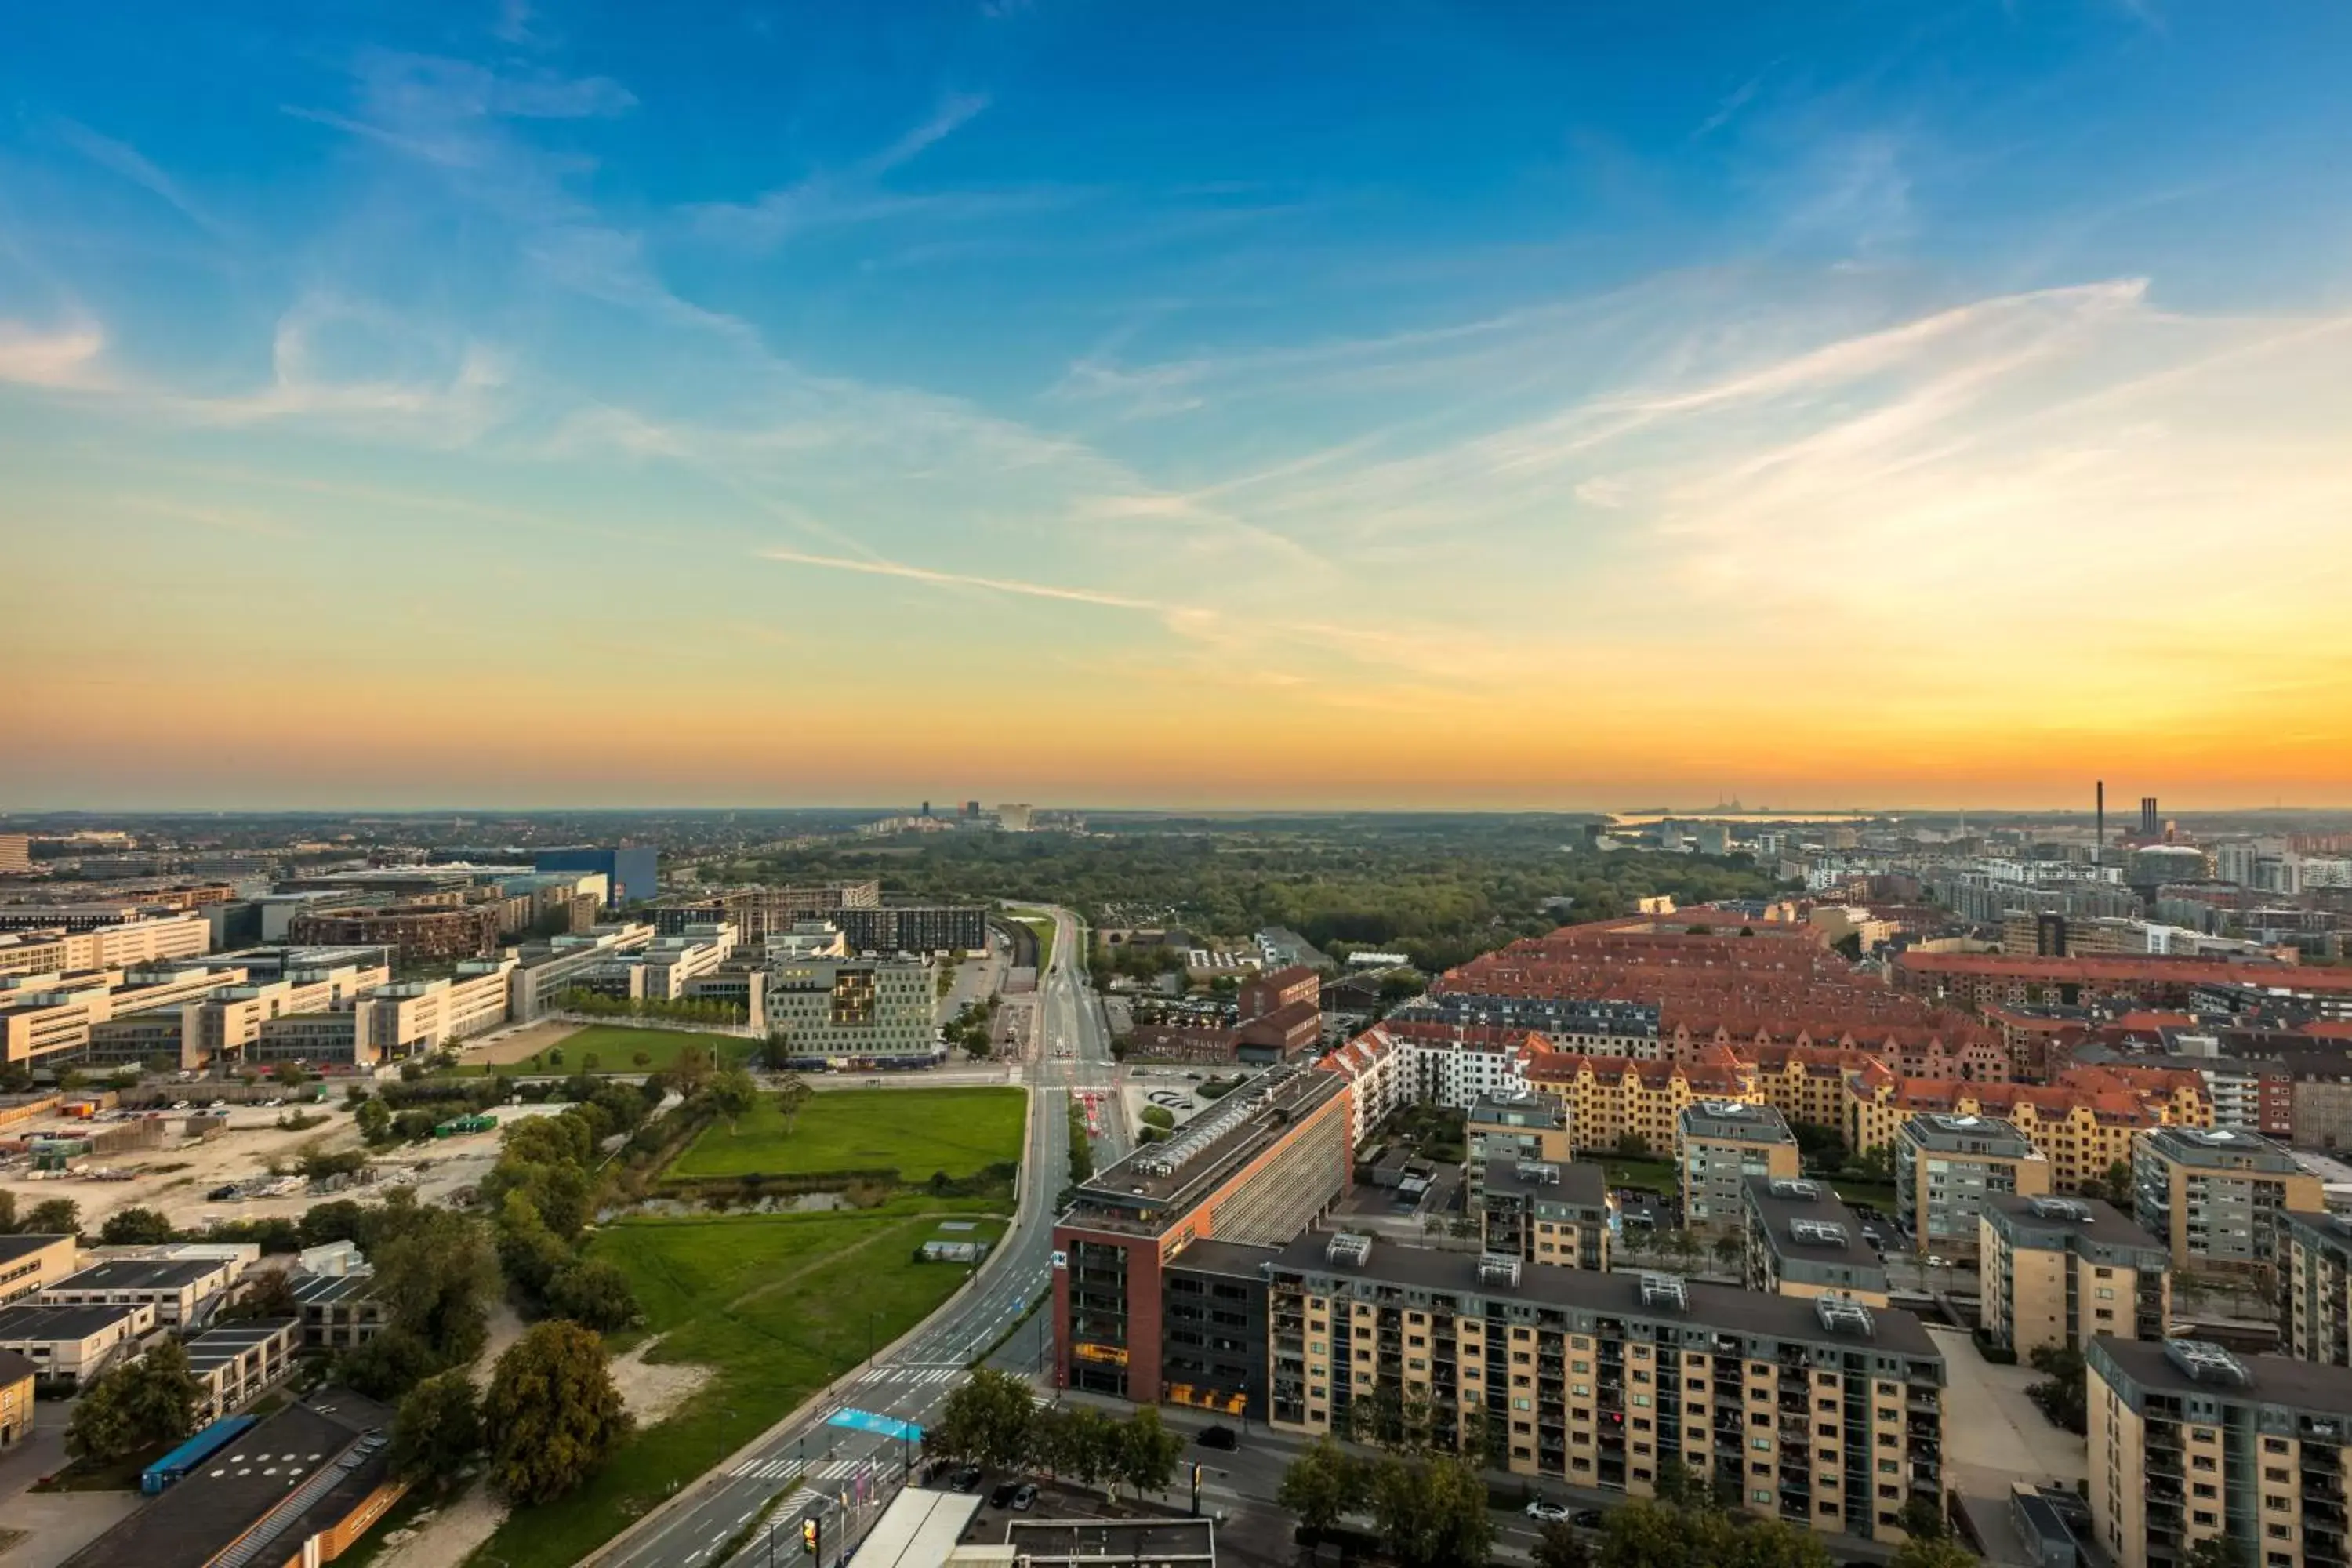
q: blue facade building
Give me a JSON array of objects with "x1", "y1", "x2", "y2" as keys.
[{"x1": 535, "y1": 847, "x2": 658, "y2": 908}]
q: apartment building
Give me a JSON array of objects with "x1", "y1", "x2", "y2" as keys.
[
  {"x1": 351, "y1": 961, "x2": 516, "y2": 1058},
  {"x1": 285, "y1": 902, "x2": 503, "y2": 964},
  {"x1": 829, "y1": 905, "x2": 989, "y2": 955},
  {"x1": 1678, "y1": 1102, "x2": 1801, "y2": 1229},
  {"x1": 1317, "y1": 1026, "x2": 1414, "y2": 1146},
  {"x1": 765, "y1": 956, "x2": 937, "y2": 1065},
  {"x1": 0, "y1": 835, "x2": 28, "y2": 875},
  {"x1": 1399, "y1": 993, "x2": 1662, "y2": 1056},
  {"x1": 1849, "y1": 1062, "x2": 2206, "y2": 1195},
  {"x1": 2, "y1": 962, "x2": 252, "y2": 1067},
  {"x1": 1893, "y1": 950, "x2": 2352, "y2": 1014},
  {"x1": 1746, "y1": 1045, "x2": 1878, "y2": 1132},
  {"x1": 561, "y1": 924, "x2": 741, "y2": 1007},
  {"x1": 182, "y1": 1317, "x2": 301, "y2": 1422},
  {"x1": 1743, "y1": 1178, "x2": 1889, "y2": 1307},
  {"x1": 0, "y1": 915, "x2": 210, "y2": 977},
  {"x1": 1465, "y1": 1093, "x2": 1571, "y2": 1206},
  {"x1": 0, "y1": 1348, "x2": 31, "y2": 1448},
  {"x1": 1894, "y1": 1115, "x2": 2051, "y2": 1255},
  {"x1": 505, "y1": 924, "x2": 656, "y2": 1020},
  {"x1": 0, "y1": 1301, "x2": 155, "y2": 1387},
  {"x1": 1157, "y1": 1238, "x2": 1276, "y2": 1419},
  {"x1": 1522, "y1": 1049, "x2": 1759, "y2": 1157},
  {"x1": 1054, "y1": 1065, "x2": 1352, "y2": 1406},
  {"x1": 2088, "y1": 1336, "x2": 2352, "y2": 1568},
  {"x1": 2284, "y1": 1210, "x2": 2352, "y2": 1367},
  {"x1": 40, "y1": 1256, "x2": 237, "y2": 1327},
  {"x1": 0, "y1": 1235, "x2": 78, "y2": 1306},
  {"x1": 2132, "y1": 1127, "x2": 2323, "y2": 1272},
  {"x1": 1979, "y1": 1195, "x2": 2170, "y2": 1356},
  {"x1": 1480, "y1": 1160, "x2": 1614, "y2": 1271},
  {"x1": 1267, "y1": 1234, "x2": 1946, "y2": 1547}
]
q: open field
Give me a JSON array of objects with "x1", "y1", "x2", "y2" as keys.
[
  {"x1": 454, "y1": 1025, "x2": 756, "y2": 1076},
  {"x1": 669, "y1": 1086, "x2": 1025, "y2": 1181},
  {"x1": 470, "y1": 1207, "x2": 1007, "y2": 1568}
]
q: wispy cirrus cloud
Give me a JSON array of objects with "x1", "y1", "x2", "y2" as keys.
[
  {"x1": 49, "y1": 118, "x2": 229, "y2": 238},
  {"x1": 684, "y1": 93, "x2": 1044, "y2": 249}
]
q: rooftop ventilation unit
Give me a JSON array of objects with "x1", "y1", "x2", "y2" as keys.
[
  {"x1": 1699, "y1": 1100, "x2": 1752, "y2": 1118},
  {"x1": 2027, "y1": 1196, "x2": 2090, "y2": 1221},
  {"x1": 1638, "y1": 1272, "x2": 1688, "y2": 1312},
  {"x1": 2165, "y1": 1339, "x2": 2252, "y2": 1387},
  {"x1": 1790, "y1": 1219, "x2": 1849, "y2": 1247},
  {"x1": 1479, "y1": 1254, "x2": 1523, "y2": 1287},
  {"x1": 1769, "y1": 1178, "x2": 1820, "y2": 1200},
  {"x1": 1935, "y1": 1115, "x2": 1984, "y2": 1131},
  {"x1": 1517, "y1": 1161, "x2": 1560, "y2": 1185},
  {"x1": 1326, "y1": 1232, "x2": 1374, "y2": 1268},
  {"x1": 1813, "y1": 1294, "x2": 1875, "y2": 1336}
]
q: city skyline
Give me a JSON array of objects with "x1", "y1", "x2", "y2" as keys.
[{"x1": 5, "y1": 2, "x2": 2350, "y2": 809}]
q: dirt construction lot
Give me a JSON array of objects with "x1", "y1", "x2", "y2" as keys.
[
  {"x1": 456, "y1": 1018, "x2": 583, "y2": 1067},
  {"x1": 0, "y1": 1101, "x2": 530, "y2": 1233}
]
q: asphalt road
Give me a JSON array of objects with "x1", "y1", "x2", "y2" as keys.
[{"x1": 600, "y1": 907, "x2": 1109, "y2": 1568}]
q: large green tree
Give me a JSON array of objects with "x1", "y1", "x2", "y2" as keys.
[
  {"x1": 1114, "y1": 1406, "x2": 1182, "y2": 1501},
  {"x1": 97, "y1": 1207, "x2": 175, "y2": 1246},
  {"x1": 1370, "y1": 1454, "x2": 1494, "y2": 1568},
  {"x1": 392, "y1": 1370, "x2": 483, "y2": 1493},
  {"x1": 933, "y1": 1367, "x2": 1036, "y2": 1472},
  {"x1": 483, "y1": 1321, "x2": 633, "y2": 1505},
  {"x1": 547, "y1": 1258, "x2": 641, "y2": 1332},
  {"x1": 1533, "y1": 1521, "x2": 1594, "y2": 1568},
  {"x1": 1889, "y1": 1540, "x2": 1980, "y2": 1568},
  {"x1": 67, "y1": 1342, "x2": 204, "y2": 1462},
  {"x1": 1277, "y1": 1436, "x2": 1370, "y2": 1544}
]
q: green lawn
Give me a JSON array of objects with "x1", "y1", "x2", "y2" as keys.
[
  {"x1": 1828, "y1": 1178, "x2": 1899, "y2": 1214},
  {"x1": 669, "y1": 1086, "x2": 1025, "y2": 1182},
  {"x1": 1010, "y1": 908, "x2": 1055, "y2": 972},
  {"x1": 469, "y1": 1208, "x2": 1007, "y2": 1568},
  {"x1": 1602, "y1": 1156, "x2": 1682, "y2": 1196},
  {"x1": 460, "y1": 1025, "x2": 757, "y2": 1076}
]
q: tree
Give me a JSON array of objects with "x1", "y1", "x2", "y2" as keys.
[
  {"x1": 1711, "y1": 1234, "x2": 1744, "y2": 1273},
  {"x1": 1370, "y1": 1454, "x2": 1494, "y2": 1568},
  {"x1": 670, "y1": 1043, "x2": 714, "y2": 1097},
  {"x1": 1719, "y1": 1518, "x2": 1832, "y2": 1568},
  {"x1": 1055, "y1": 1406, "x2": 1121, "y2": 1492},
  {"x1": 1889, "y1": 1539, "x2": 1980, "y2": 1568},
  {"x1": 1534, "y1": 1520, "x2": 1594, "y2": 1568},
  {"x1": 935, "y1": 1367, "x2": 1036, "y2": 1472},
  {"x1": 227, "y1": 1269, "x2": 301, "y2": 1320},
  {"x1": 1115, "y1": 1406, "x2": 1182, "y2": 1501},
  {"x1": 392, "y1": 1370, "x2": 483, "y2": 1493},
  {"x1": 547, "y1": 1259, "x2": 641, "y2": 1331},
  {"x1": 2024, "y1": 1345, "x2": 2087, "y2": 1434},
  {"x1": 340, "y1": 1327, "x2": 441, "y2": 1403},
  {"x1": 1278, "y1": 1436, "x2": 1370, "y2": 1546},
  {"x1": 355, "y1": 1098, "x2": 394, "y2": 1143},
  {"x1": 2182, "y1": 1540, "x2": 2250, "y2": 1568},
  {"x1": 24, "y1": 1197, "x2": 79, "y2": 1238},
  {"x1": 496, "y1": 1192, "x2": 575, "y2": 1301},
  {"x1": 482, "y1": 1321, "x2": 633, "y2": 1504},
  {"x1": 709, "y1": 1068, "x2": 758, "y2": 1130},
  {"x1": 370, "y1": 1200, "x2": 500, "y2": 1368},
  {"x1": 1595, "y1": 1501, "x2": 1695, "y2": 1568},
  {"x1": 274, "y1": 1062, "x2": 310, "y2": 1087},
  {"x1": 67, "y1": 1341, "x2": 205, "y2": 1462},
  {"x1": 1896, "y1": 1497, "x2": 1948, "y2": 1542},
  {"x1": 298, "y1": 1199, "x2": 368, "y2": 1249},
  {"x1": 98, "y1": 1207, "x2": 176, "y2": 1246}
]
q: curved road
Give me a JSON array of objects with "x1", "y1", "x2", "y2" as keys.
[{"x1": 597, "y1": 905, "x2": 1114, "y2": 1568}]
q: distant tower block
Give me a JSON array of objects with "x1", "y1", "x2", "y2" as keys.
[{"x1": 2141, "y1": 797, "x2": 2159, "y2": 836}]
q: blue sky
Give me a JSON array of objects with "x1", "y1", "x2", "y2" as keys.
[{"x1": 5, "y1": 2, "x2": 2350, "y2": 808}]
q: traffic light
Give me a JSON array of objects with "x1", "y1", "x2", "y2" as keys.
[{"x1": 802, "y1": 1518, "x2": 820, "y2": 1557}]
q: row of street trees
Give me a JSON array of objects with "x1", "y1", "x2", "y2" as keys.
[{"x1": 927, "y1": 1369, "x2": 1185, "y2": 1501}]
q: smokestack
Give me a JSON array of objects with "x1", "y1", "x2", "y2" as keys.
[{"x1": 2095, "y1": 780, "x2": 2104, "y2": 869}]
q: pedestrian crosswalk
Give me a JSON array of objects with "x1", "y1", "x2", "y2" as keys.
[
  {"x1": 852, "y1": 1364, "x2": 964, "y2": 1390},
  {"x1": 728, "y1": 1456, "x2": 872, "y2": 1484}
]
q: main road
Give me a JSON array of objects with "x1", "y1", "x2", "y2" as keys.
[{"x1": 595, "y1": 905, "x2": 1112, "y2": 1568}]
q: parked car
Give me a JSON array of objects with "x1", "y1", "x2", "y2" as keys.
[
  {"x1": 172, "y1": 1100, "x2": 191, "y2": 1110},
  {"x1": 1011, "y1": 1484, "x2": 1037, "y2": 1512},
  {"x1": 1196, "y1": 1425, "x2": 1239, "y2": 1451},
  {"x1": 950, "y1": 1465, "x2": 982, "y2": 1493},
  {"x1": 989, "y1": 1483, "x2": 1019, "y2": 1508},
  {"x1": 1526, "y1": 1501, "x2": 1572, "y2": 1523},
  {"x1": 1572, "y1": 1510, "x2": 1606, "y2": 1529}
]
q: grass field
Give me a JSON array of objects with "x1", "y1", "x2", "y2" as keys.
[
  {"x1": 459, "y1": 1025, "x2": 757, "y2": 1076},
  {"x1": 470, "y1": 1207, "x2": 1008, "y2": 1568},
  {"x1": 1010, "y1": 908, "x2": 1055, "y2": 972},
  {"x1": 669, "y1": 1086, "x2": 1025, "y2": 1181},
  {"x1": 1602, "y1": 1156, "x2": 1682, "y2": 1195}
]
